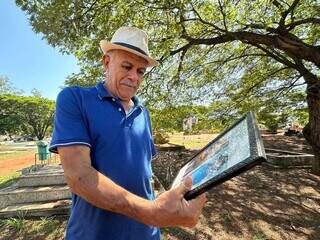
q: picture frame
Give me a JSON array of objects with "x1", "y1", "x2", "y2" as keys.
[{"x1": 170, "y1": 112, "x2": 267, "y2": 200}]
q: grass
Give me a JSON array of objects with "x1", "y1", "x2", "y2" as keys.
[
  {"x1": 168, "y1": 132, "x2": 216, "y2": 149},
  {"x1": 3, "y1": 218, "x2": 25, "y2": 233},
  {"x1": 0, "y1": 144, "x2": 37, "y2": 162},
  {"x1": 0, "y1": 216, "x2": 66, "y2": 240},
  {"x1": 221, "y1": 211, "x2": 233, "y2": 225},
  {"x1": 0, "y1": 150, "x2": 36, "y2": 162},
  {"x1": 253, "y1": 232, "x2": 267, "y2": 240},
  {"x1": 0, "y1": 172, "x2": 21, "y2": 189}
]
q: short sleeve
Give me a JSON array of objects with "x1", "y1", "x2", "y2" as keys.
[{"x1": 49, "y1": 87, "x2": 91, "y2": 153}]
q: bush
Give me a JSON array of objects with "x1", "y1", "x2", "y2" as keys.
[
  {"x1": 153, "y1": 130, "x2": 169, "y2": 144},
  {"x1": 265, "y1": 122, "x2": 279, "y2": 134}
]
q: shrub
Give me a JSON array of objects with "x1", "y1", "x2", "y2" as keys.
[{"x1": 153, "y1": 130, "x2": 169, "y2": 144}]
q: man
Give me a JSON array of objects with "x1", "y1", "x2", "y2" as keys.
[{"x1": 49, "y1": 26, "x2": 206, "y2": 240}]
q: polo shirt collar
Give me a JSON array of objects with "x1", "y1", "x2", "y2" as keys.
[
  {"x1": 95, "y1": 81, "x2": 144, "y2": 109},
  {"x1": 96, "y1": 81, "x2": 113, "y2": 99}
]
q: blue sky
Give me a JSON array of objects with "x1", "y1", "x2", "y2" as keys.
[{"x1": 0, "y1": 1, "x2": 80, "y2": 100}]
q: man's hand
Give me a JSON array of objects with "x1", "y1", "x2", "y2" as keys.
[{"x1": 150, "y1": 177, "x2": 206, "y2": 228}]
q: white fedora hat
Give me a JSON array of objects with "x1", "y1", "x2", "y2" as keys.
[{"x1": 100, "y1": 26, "x2": 159, "y2": 67}]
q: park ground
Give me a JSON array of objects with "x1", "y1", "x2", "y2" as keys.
[{"x1": 0, "y1": 133, "x2": 319, "y2": 240}]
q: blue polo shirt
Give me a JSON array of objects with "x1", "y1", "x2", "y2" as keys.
[{"x1": 49, "y1": 81, "x2": 160, "y2": 240}]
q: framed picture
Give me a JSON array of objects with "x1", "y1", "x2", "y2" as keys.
[{"x1": 170, "y1": 112, "x2": 266, "y2": 200}]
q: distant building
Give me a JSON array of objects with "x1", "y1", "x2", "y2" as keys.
[{"x1": 183, "y1": 116, "x2": 198, "y2": 132}]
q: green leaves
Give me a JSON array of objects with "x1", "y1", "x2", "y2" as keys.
[
  {"x1": 0, "y1": 94, "x2": 55, "y2": 139},
  {"x1": 15, "y1": 0, "x2": 319, "y2": 120},
  {"x1": 0, "y1": 76, "x2": 23, "y2": 95}
]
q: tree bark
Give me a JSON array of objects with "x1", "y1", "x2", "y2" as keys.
[
  {"x1": 305, "y1": 75, "x2": 320, "y2": 175},
  {"x1": 312, "y1": 152, "x2": 320, "y2": 175},
  {"x1": 180, "y1": 31, "x2": 320, "y2": 68}
]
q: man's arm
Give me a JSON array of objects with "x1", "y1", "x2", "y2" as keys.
[{"x1": 58, "y1": 145, "x2": 206, "y2": 228}]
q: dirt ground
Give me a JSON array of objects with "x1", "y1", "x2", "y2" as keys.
[
  {"x1": 0, "y1": 150, "x2": 60, "y2": 176},
  {"x1": 0, "y1": 153, "x2": 35, "y2": 176},
  {"x1": 262, "y1": 133, "x2": 313, "y2": 154},
  {"x1": 152, "y1": 133, "x2": 320, "y2": 240}
]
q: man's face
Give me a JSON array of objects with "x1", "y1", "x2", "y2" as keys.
[{"x1": 103, "y1": 50, "x2": 148, "y2": 102}]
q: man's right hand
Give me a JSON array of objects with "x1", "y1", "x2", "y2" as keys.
[{"x1": 149, "y1": 177, "x2": 206, "y2": 228}]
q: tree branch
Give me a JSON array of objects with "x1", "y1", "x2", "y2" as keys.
[
  {"x1": 190, "y1": 4, "x2": 226, "y2": 32},
  {"x1": 242, "y1": 23, "x2": 278, "y2": 33},
  {"x1": 78, "y1": 0, "x2": 99, "y2": 20},
  {"x1": 286, "y1": 17, "x2": 320, "y2": 31},
  {"x1": 172, "y1": 31, "x2": 320, "y2": 68},
  {"x1": 218, "y1": 0, "x2": 228, "y2": 31},
  {"x1": 252, "y1": 44, "x2": 296, "y2": 68},
  {"x1": 170, "y1": 42, "x2": 192, "y2": 56},
  {"x1": 292, "y1": 57, "x2": 319, "y2": 94},
  {"x1": 273, "y1": 74, "x2": 303, "y2": 99},
  {"x1": 203, "y1": 52, "x2": 270, "y2": 67},
  {"x1": 173, "y1": 49, "x2": 187, "y2": 84},
  {"x1": 272, "y1": 0, "x2": 283, "y2": 10},
  {"x1": 238, "y1": 66, "x2": 292, "y2": 102},
  {"x1": 278, "y1": 0, "x2": 300, "y2": 29}
]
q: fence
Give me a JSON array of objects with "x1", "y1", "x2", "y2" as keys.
[{"x1": 34, "y1": 152, "x2": 60, "y2": 166}]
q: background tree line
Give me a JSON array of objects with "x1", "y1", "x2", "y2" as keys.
[
  {"x1": 1, "y1": 74, "x2": 307, "y2": 140},
  {"x1": 150, "y1": 103, "x2": 307, "y2": 133},
  {"x1": 0, "y1": 76, "x2": 55, "y2": 140}
]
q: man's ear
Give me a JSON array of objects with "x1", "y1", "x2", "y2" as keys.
[{"x1": 102, "y1": 55, "x2": 110, "y2": 69}]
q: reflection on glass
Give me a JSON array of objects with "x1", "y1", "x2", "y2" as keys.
[
  {"x1": 171, "y1": 117, "x2": 251, "y2": 189},
  {"x1": 190, "y1": 141, "x2": 229, "y2": 188}
]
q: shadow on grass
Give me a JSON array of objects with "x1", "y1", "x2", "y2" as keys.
[{"x1": 200, "y1": 165, "x2": 319, "y2": 240}]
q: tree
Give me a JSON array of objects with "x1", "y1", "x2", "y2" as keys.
[
  {"x1": 16, "y1": 0, "x2": 320, "y2": 174},
  {"x1": 0, "y1": 94, "x2": 23, "y2": 137},
  {"x1": 150, "y1": 105, "x2": 211, "y2": 133},
  {"x1": 209, "y1": 87, "x2": 308, "y2": 132},
  {"x1": 0, "y1": 94, "x2": 55, "y2": 140},
  {"x1": 31, "y1": 88, "x2": 42, "y2": 97},
  {"x1": 0, "y1": 75, "x2": 23, "y2": 95},
  {"x1": 20, "y1": 96, "x2": 55, "y2": 140}
]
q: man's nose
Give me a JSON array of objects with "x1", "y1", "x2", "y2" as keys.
[{"x1": 128, "y1": 69, "x2": 140, "y2": 83}]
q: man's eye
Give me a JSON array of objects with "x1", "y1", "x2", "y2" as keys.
[
  {"x1": 123, "y1": 65, "x2": 131, "y2": 70},
  {"x1": 138, "y1": 70, "x2": 145, "y2": 76}
]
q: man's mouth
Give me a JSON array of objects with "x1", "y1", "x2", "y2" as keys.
[{"x1": 121, "y1": 80, "x2": 136, "y2": 89}]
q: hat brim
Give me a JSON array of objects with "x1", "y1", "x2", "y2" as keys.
[{"x1": 100, "y1": 40, "x2": 159, "y2": 67}]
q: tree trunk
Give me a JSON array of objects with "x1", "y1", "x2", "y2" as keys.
[
  {"x1": 312, "y1": 152, "x2": 320, "y2": 175},
  {"x1": 306, "y1": 76, "x2": 320, "y2": 175}
]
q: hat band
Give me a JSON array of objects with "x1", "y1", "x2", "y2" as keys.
[{"x1": 113, "y1": 42, "x2": 148, "y2": 57}]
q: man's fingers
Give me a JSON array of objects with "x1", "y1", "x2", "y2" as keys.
[
  {"x1": 184, "y1": 177, "x2": 192, "y2": 189},
  {"x1": 190, "y1": 193, "x2": 207, "y2": 208},
  {"x1": 198, "y1": 193, "x2": 207, "y2": 207},
  {"x1": 175, "y1": 177, "x2": 192, "y2": 196}
]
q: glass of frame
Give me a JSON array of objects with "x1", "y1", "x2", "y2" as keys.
[{"x1": 170, "y1": 112, "x2": 266, "y2": 200}]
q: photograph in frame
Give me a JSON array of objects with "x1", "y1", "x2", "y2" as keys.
[{"x1": 170, "y1": 112, "x2": 266, "y2": 200}]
